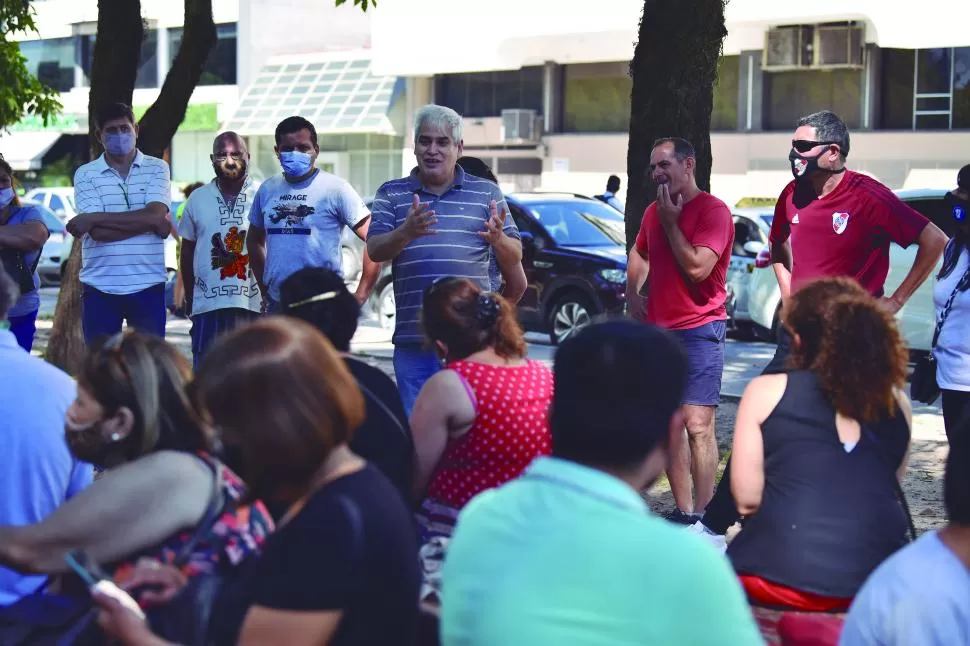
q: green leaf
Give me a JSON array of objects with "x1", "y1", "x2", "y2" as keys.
[{"x1": 0, "y1": 0, "x2": 61, "y2": 131}]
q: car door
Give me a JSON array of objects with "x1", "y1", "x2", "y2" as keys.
[
  {"x1": 509, "y1": 204, "x2": 549, "y2": 327},
  {"x1": 726, "y1": 216, "x2": 764, "y2": 320},
  {"x1": 885, "y1": 197, "x2": 951, "y2": 351}
]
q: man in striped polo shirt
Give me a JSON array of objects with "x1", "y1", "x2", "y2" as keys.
[
  {"x1": 367, "y1": 104, "x2": 523, "y2": 414},
  {"x1": 68, "y1": 103, "x2": 173, "y2": 343}
]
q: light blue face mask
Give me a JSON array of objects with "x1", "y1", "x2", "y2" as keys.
[
  {"x1": 0, "y1": 187, "x2": 15, "y2": 209},
  {"x1": 103, "y1": 131, "x2": 136, "y2": 157},
  {"x1": 279, "y1": 151, "x2": 314, "y2": 178}
]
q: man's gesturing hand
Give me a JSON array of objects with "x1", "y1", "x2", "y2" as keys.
[
  {"x1": 478, "y1": 200, "x2": 506, "y2": 246},
  {"x1": 402, "y1": 193, "x2": 437, "y2": 240}
]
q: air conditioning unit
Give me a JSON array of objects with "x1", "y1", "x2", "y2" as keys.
[
  {"x1": 815, "y1": 24, "x2": 865, "y2": 68},
  {"x1": 501, "y1": 109, "x2": 539, "y2": 143},
  {"x1": 764, "y1": 26, "x2": 813, "y2": 70}
]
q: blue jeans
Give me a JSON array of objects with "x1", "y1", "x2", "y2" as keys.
[
  {"x1": 393, "y1": 345, "x2": 441, "y2": 417},
  {"x1": 82, "y1": 283, "x2": 166, "y2": 344},
  {"x1": 8, "y1": 310, "x2": 38, "y2": 352},
  {"x1": 190, "y1": 308, "x2": 259, "y2": 369}
]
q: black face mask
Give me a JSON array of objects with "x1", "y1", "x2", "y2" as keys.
[{"x1": 789, "y1": 149, "x2": 821, "y2": 180}]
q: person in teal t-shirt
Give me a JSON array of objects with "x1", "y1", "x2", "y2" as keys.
[{"x1": 441, "y1": 321, "x2": 765, "y2": 646}]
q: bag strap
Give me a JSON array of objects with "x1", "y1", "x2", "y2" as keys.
[
  {"x1": 932, "y1": 262, "x2": 970, "y2": 348},
  {"x1": 173, "y1": 458, "x2": 228, "y2": 567},
  {"x1": 355, "y1": 378, "x2": 410, "y2": 442},
  {"x1": 862, "y1": 427, "x2": 916, "y2": 542}
]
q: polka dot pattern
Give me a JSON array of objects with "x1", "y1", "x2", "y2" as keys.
[{"x1": 427, "y1": 359, "x2": 554, "y2": 509}]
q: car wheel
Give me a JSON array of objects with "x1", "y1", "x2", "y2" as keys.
[
  {"x1": 376, "y1": 281, "x2": 395, "y2": 331},
  {"x1": 549, "y1": 293, "x2": 594, "y2": 345}
]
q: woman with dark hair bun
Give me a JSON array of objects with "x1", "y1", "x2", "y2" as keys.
[{"x1": 411, "y1": 277, "x2": 553, "y2": 541}]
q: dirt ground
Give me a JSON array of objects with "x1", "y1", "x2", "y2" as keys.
[{"x1": 643, "y1": 400, "x2": 949, "y2": 536}]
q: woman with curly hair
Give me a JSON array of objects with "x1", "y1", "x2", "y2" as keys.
[
  {"x1": 410, "y1": 277, "x2": 553, "y2": 542},
  {"x1": 726, "y1": 276, "x2": 913, "y2": 613}
]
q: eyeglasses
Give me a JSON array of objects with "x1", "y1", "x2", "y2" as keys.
[
  {"x1": 791, "y1": 140, "x2": 840, "y2": 154},
  {"x1": 213, "y1": 153, "x2": 246, "y2": 162}
]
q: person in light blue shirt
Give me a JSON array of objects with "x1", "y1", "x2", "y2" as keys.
[
  {"x1": 596, "y1": 174, "x2": 625, "y2": 214},
  {"x1": 0, "y1": 264, "x2": 93, "y2": 605},
  {"x1": 840, "y1": 432, "x2": 970, "y2": 646},
  {"x1": 0, "y1": 156, "x2": 49, "y2": 352},
  {"x1": 441, "y1": 320, "x2": 764, "y2": 646},
  {"x1": 248, "y1": 116, "x2": 379, "y2": 310}
]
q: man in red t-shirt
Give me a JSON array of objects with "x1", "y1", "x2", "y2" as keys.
[
  {"x1": 627, "y1": 137, "x2": 734, "y2": 523},
  {"x1": 764, "y1": 110, "x2": 947, "y2": 373}
]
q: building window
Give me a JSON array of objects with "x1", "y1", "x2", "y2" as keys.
[
  {"x1": 19, "y1": 38, "x2": 74, "y2": 92},
  {"x1": 878, "y1": 46, "x2": 970, "y2": 130},
  {"x1": 435, "y1": 67, "x2": 543, "y2": 118},
  {"x1": 562, "y1": 62, "x2": 631, "y2": 133},
  {"x1": 169, "y1": 22, "x2": 237, "y2": 86},
  {"x1": 81, "y1": 30, "x2": 159, "y2": 89},
  {"x1": 762, "y1": 69, "x2": 863, "y2": 131},
  {"x1": 712, "y1": 56, "x2": 740, "y2": 131}
]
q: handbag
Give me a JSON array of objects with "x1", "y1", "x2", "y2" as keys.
[
  {"x1": 0, "y1": 249, "x2": 38, "y2": 296},
  {"x1": 911, "y1": 263, "x2": 970, "y2": 404}
]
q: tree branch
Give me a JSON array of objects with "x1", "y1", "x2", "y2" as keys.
[{"x1": 136, "y1": 0, "x2": 216, "y2": 158}]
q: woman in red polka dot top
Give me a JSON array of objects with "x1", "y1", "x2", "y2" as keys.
[{"x1": 411, "y1": 277, "x2": 553, "y2": 542}]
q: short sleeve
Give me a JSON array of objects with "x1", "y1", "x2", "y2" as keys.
[
  {"x1": 634, "y1": 205, "x2": 654, "y2": 255},
  {"x1": 249, "y1": 184, "x2": 267, "y2": 229},
  {"x1": 691, "y1": 200, "x2": 734, "y2": 257},
  {"x1": 250, "y1": 496, "x2": 356, "y2": 612},
  {"x1": 19, "y1": 205, "x2": 48, "y2": 232},
  {"x1": 490, "y1": 183, "x2": 519, "y2": 240},
  {"x1": 66, "y1": 460, "x2": 94, "y2": 498},
  {"x1": 769, "y1": 185, "x2": 793, "y2": 244},
  {"x1": 144, "y1": 161, "x2": 172, "y2": 211},
  {"x1": 73, "y1": 168, "x2": 103, "y2": 214},
  {"x1": 367, "y1": 184, "x2": 397, "y2": 238},
  {"x1": 861, "y1": 179, "x2": 929, "y2": 248},
  {"x1": 176, "y1": 194, "x2": 198, "y2": 242},
  {"x1": 337, "y1": 181, "x2": 370, "y2": 229}
]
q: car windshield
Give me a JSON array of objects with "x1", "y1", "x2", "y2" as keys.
[{"x1": 527, "y1": 200, "x2": 626, "y2": 246}]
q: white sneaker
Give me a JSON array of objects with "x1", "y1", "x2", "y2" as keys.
[{"x1": 686, "y1": 520, "x2": 727, "y2": 553}]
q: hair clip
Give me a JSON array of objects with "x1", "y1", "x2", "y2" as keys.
[{"x1": 287, "y1": 291, "x2": 338, "y2": 309}]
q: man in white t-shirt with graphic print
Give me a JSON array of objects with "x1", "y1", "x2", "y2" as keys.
[
  {"x1": 177, "y1": 132, "x2": 262, "y2": 368},
  {"x1": 69, "y1": 102, "x2": 173, "y2": 343},
  {"x1": 248, "y1": 116, "x2": 379, "y2": 312}
]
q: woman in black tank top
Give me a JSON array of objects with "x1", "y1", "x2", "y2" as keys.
[{"x1": 727, "y1": 277, "x2": 913, "y2": 610}]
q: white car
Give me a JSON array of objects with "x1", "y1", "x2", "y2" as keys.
[
  {"x1": 24, "y1": 187, "x2": 79, "y2": 223},
  {"x1": 725, "y1": 207, "x2": 774, "y2": 335},
  {"x1": 745, "y1": 188, "x2": 953, "y2": 353}
]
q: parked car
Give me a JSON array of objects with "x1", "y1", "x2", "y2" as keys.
[
  {"x1": 30, "y1": 201, "x2": 72, "y2": 286},
  {"x1": 24, "y1": 187, "x2": 78, "y2": 223},
  {"x1": 725, "y1": 207, "x2": 773, "y2": 335},
  {"x1": 508, "y1": 193, "x2": 627, "y2": 344},
  {"x1": 745, "y1": 188, "x2": 954, "y2": 352}
]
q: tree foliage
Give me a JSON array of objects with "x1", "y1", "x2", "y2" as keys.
[
  {"x1": 0, "y1": 0, "x2": 61, "y2": 130},
  {"x1": 624, "y1": 0, "x2": 727, "y2": 249}
]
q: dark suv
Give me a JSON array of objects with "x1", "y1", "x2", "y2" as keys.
[{"x1": 507, "y1": 193, "x2": 627, "y2": 343}]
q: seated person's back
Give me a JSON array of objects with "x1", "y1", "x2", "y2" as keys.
[{"x1": 441, "y1": 321, "x2": 763, "y2": 646}]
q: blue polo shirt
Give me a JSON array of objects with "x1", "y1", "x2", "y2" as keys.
[
  {"x1": 368, "y1": 168, "x2": 519, "y2": 345},
  {"x1": 0, "y1": 330, "x2": 93, "y2": 605},
  {"x1": 441, "y1": 457, "x2": 765, "y2": 646}
]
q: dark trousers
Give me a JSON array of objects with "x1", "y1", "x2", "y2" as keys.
[
  {"x1": 8, "y1": 309, "x2": 38, "y2": 352},
  {"x1": 942, "y1": 389, "x2": 970, "y2": 445},
  {"x1": 190, "y1": 308, "x2": 260, "y2": 369},
  {"x1": 82, "y1": 283, "x2": 167, "y2": 344},
  {"x1": 701, "y1": 326, "x2": 792, "y2": 533}
]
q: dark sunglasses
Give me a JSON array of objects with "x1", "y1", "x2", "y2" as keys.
[{"x1": 791, "y1": 140, "x2": 840, "y2": 154}]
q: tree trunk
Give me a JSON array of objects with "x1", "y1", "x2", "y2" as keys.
[
  {"x1": 624, "y1": 0, "x2": 727, "y2": 250},
  {"x1": 46, "y1": 0, "x2": 216, "y2": 374},
  {"x1": 45, "y1": 0, "x2": 144, "y2": 374},
  {"x1": 137, "y1": 0, "x2": 216, "y2": 158}
]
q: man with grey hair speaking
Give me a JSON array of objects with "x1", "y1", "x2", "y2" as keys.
[{"x1": 367, "y1": 104, "x2": 524, "y2": 414}]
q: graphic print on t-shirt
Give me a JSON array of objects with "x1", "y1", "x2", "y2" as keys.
[
  {"x1": 210, "y1": 226, "x2": 249, "y2": 280},
  {"x1": 267, "y1": 194, "x2": 314, "y2": 235},
  {"x1": 832, "y1": 211, "x2": 850, "y2": 235}
]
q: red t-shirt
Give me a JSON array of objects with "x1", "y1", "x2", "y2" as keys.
[
  {"x1": 769, "y1": 171, "x2": 929, "y2": 297},
  {"x1": 634, "y1": 192, "x2": 734, "y2": 330}
]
